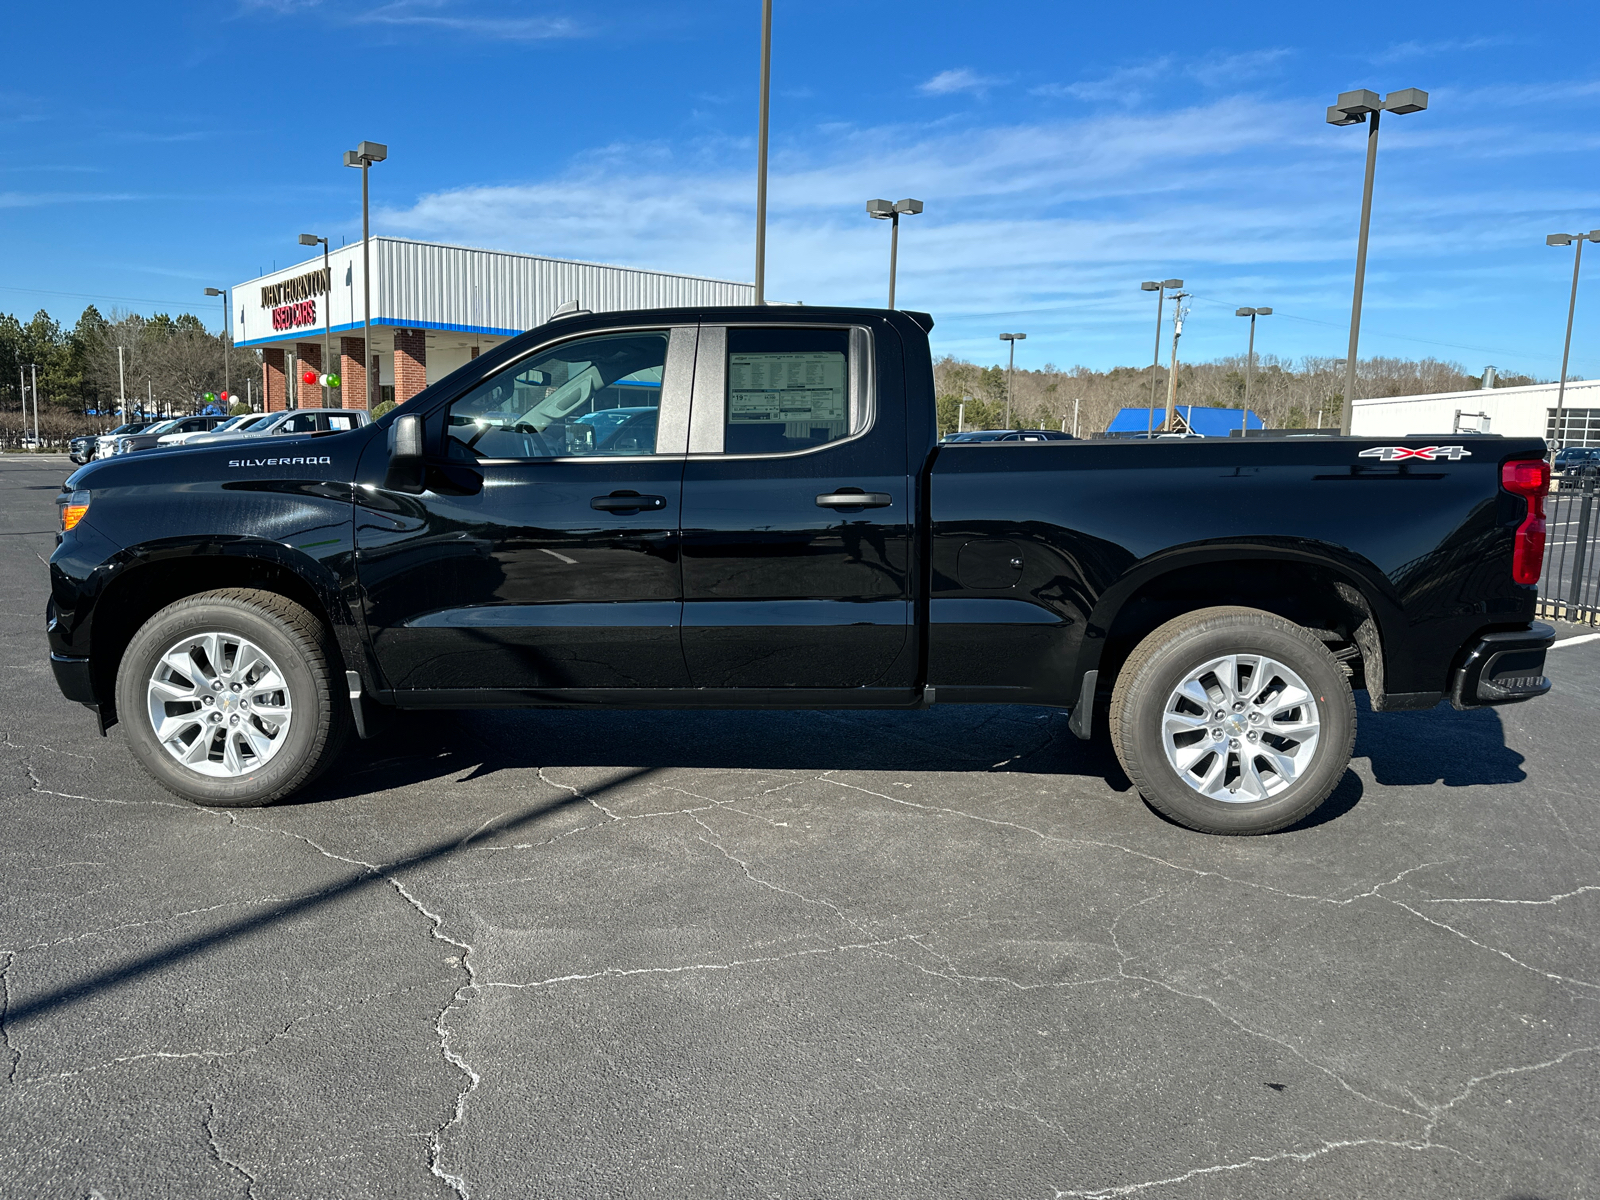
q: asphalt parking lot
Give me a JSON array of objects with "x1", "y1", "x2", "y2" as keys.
[{"x1": 2, "y1": 453, "x2": 1597, "y2": 1199}]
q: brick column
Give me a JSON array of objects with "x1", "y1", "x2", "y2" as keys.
[
  {"x1": 469, "y1": 345, "x2": 480, "y2": 359},
  {"x1": 340, "y1": 336, "x2": 367, "y2": 411},
  {"x1": 393, "y1": 328, "x2": 427, "y2": 403},
  {"x1": 295, "y1": 342, "x2": 323, "y2": 408},
  {"x1": 263, "y1": 348, "x2": 286, "y2": 413}
]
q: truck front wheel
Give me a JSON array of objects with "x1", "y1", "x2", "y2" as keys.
[
  {"x1": 114, "y1": 588, "x2": 350, "y2": 808},
  {"x1": 1108, "y1": 607, "x2": 1356, "y2": 835}
]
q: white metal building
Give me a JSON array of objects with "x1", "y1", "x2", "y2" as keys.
[
  {"x1": 1351, "y1": 378, "x2": 1600, "y2": 446},
  {"x1": 231, "y1": 237, "x2": 753, "y2": 411}
]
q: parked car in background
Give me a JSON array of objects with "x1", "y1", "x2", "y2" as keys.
[
  {"x1": 941, "y1": 429, "x2": 1076, "y2": 443},
  {"x1": 1554, "y1": 446, "x2": 1600, "y2": 477},
  {"x1": 161, "y1": 413, "x2": 259, "y2": 445},
  {"x1": 183, "y1": 408, "x2": 370, "y2": 447},
  {"x1": 114, "y1": 415, "x2": 231, "y2": 456},
  {"x1": 76, "y1": 422, "x2": 149, "y2": 464}
]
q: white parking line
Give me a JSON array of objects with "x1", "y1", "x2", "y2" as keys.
[{"x1": 1551, "y1": 633, "x2": 1600, "y2": 648}]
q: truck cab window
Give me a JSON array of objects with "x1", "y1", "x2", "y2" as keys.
[
  {"x1": 725, "y1": 327, "x2": 851, "y2": 454},
  {"x1": 446, "y1": 331, "x2": 668, "y2": 461}
]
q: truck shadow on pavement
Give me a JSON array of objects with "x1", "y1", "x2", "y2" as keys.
[
  {"x1": 1355, "y1": 696, "x2": 1527, "y2": 787},
  {"x1": 304, "y1": 694, "x2": 1525, "y2": 820}
]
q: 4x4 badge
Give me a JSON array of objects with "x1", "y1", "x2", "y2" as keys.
[{"x1": 1358, "y1": 445, "x2": 1472, "y2": 462}]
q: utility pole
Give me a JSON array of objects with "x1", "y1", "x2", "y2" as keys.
[
  {"x1": 1163, "y1": 295, "x2": 1190, "y2": 431},
  {"x1": 1547, "y1": 230, "x2": 1600, "y2": 458},
  {"x1": 1235, "y1": 307, "x2": 1272, "y2": 434},
  {"x1": 999, "y1": 333, "x2": 1026, "y2": 429},
  {"x1": 753, "y1": 0, "x2": 773, "y2": 306},
  {"x1": 1141, "y1": 279, "x2": 1182, "y2": 437}
]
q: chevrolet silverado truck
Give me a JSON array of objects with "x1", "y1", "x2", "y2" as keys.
[{"x1": 47, "y1": 306, "x2": 1555, "y2": 834}]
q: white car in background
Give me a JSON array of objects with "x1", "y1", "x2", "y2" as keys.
[
  {"x1": 161, "y1": 413, "x2": 259, "y2": 445},
  {"x1": 183, "y1": 407, "x2": 370, "y2": 447}
]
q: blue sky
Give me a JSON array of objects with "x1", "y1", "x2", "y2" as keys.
[{"x1": 4, "y1": 0, "x2": 1599, "y2": 377}]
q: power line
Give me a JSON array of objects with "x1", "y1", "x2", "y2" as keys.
[{"x1": 0, "y1": 284, "x2": 207, "y2": 311}]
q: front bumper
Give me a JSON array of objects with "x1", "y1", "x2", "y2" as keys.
[
  {"x1": 1450, "y1": 622, "x2": 1555, "y2": 709},
  {"x1": 50, "y1": 652, "x2": 96, "y2": 704}
]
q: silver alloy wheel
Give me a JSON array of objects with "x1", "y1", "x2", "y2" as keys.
[
  {"x1": 1160, "y1": 653, "x2": 1321, "y2": 803},
  {"x1": 145, "y1": 630, "x2": 294, "y2": 779}
]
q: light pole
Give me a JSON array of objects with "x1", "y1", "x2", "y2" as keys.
[
  {"x1": 30, "y1": 363, "x2": 39, "y2": 446},
  {"x1": 204, "y1": 286, "x2": 230, "y2": 404},
  {"x1": 866, "y1": 198, "x2": 924, "y2": 309},
  {"x1": 1234, "y1": 306, "x2": 1272, "y2": 433},
  {"x1": 344, "y1": 140, "x2": 388, "y2": 409},
  {"x1": 1141, "y1": 279, "x2": 1182, "y2": 437},
  {"x1": 1546, "y1": 230, "x2": 1600, "y2": 457},
  {"x1": 1327, "y1": 87, "x2": 1428, "y2": 435},
  {"x1": 299, "y1": 233, "x2": 334, "y2": 405},
  {"x1": 754, "y1": 0, "x2": 772, "y2": 305},
  {"x1": 999, "y1": 332, "x2": 1025, "y2": 429}
]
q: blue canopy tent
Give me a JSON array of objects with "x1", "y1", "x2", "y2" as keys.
[{"x1": 1104, "y1": 406, "x2": 1264, "y2": 437}]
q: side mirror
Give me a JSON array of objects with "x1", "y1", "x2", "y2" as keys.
[{"x1": 385, "y1": 412, "x2": 426, "y2": 494}]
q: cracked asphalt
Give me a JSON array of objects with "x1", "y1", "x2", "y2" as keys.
[{"x1": 2, "y1": 453, "x2": 1598, "y2": 1200}]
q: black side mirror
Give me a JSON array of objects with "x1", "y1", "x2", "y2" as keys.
[{"x1": 385, "y1": 412, "x2": 426, "y2": 494}]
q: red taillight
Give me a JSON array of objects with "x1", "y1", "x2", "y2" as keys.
[{"x1": 1502, "y1": 459, "x2": 1550, "y2": 585}]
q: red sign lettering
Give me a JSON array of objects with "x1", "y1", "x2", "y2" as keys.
[{"x1": 271, "y1": 300, "x2": 318, "y2": 331}]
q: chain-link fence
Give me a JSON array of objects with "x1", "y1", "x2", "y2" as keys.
[{"x1": 1539, "y1": 469, "x2": 1600, "y2": 626}]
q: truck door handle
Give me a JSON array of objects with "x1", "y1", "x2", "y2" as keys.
[
  {"x1": 591, "y1": 491, "x2": 666, "y2": 512},
  {"x1": 815, "y1": 490, "x2": 892, "y2": 509}
]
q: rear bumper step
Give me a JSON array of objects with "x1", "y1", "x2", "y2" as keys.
[{"x1": 1451, "y1": 623, "x2": 1555, "y2": 709}]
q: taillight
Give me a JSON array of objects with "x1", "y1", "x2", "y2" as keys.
[{"x1": 1501, "y1": 459, "x2": 1550, "y2": 585}]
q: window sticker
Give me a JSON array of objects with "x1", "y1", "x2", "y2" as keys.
[{"x1": 728, "y1": 351, "x2": 846, "y2": 424}]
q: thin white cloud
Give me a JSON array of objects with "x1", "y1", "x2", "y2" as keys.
[
  {"x1": 1036, "y1": 49, "x2": 1292, "y2": 104},
  {"x1": 919, "y1": 68, "x2": 1000, "y2": 97},
  {"x1": 1370, "y1": 36, "x2": 1506, "y2": 64},
  {"x1": 239, "y1": 0, "x2": 580, "y2": 39}
]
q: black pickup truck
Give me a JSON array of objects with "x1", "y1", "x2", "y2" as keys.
[{"x1": 47, "y1": 306, "x2": 1555, "y2": 834}]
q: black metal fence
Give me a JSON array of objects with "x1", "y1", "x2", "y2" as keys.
[{"x1": 1539, "y1": 471, "x2": 1600, "y2": 625}]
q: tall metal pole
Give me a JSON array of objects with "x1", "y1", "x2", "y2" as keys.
[
  {"x1": 1073, "y1": 397, "x2": 1080, "y2": 438},
  {"x1": 362, "y1": 161, "x2": 373, "y2": 409},
  {"x1": 887, "y1": 210, "x2": 899, "y2": 309},
  {"x1": 1554, "y1": 236, "x2": 1584, "y2": 456},
  {"x1": 1148, "y1": 289, "x2": 1165, "y2": 438},
  {"x1": 1341, "y1": 108, "x2": 1382, "y2": 436},
  {"x1": 753, "y1": 0, "x2": 772, "y2": 306},
  {"x1": 320, "y1": 240, "x2": 332, "y2": 405},
  {"x1": 1244, "y1": 312, "x2": 1256, "y2": 434},
  {"x1": 117, "y1": 345, "x2": 127, "y2": 425},
  {"x1": 219, "y1": 289, "x2": 231, "y2": 403},
  {"x1": 30, "y1": 363, "x2": 40, "y2": 445},
  {"x1": 1006, "y1": 338, "x2": 1015, "y2": 429}
]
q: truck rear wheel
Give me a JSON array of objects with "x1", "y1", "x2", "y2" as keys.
[
  {"x1": 1108, "y1": 606, "x2": 1355, "y2": 835},
  {"x1": 114, "y1": 588, "x2": 349, "y2": 808}
]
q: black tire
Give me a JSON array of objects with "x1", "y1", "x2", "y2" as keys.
[
  {"x1": 1108, "y1": 606, "x2": 1356, "y2": 835},
  {"x1": 114, "y1": 588, "x2": 350, "y2": 807}
]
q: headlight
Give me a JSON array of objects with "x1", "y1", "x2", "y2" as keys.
[
  {"x1": 58, "y1": 490, "x2": 90, "y2": 533},
  {"x1": 115, "y1": 439, "x2": 130, "y2": 454}
]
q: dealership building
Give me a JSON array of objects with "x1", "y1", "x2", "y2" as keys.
[
  {"x1": 232, "y1": 238, "x2": 753, "y2": 411},
  {"x1": 1351, "y1": 377, "x2": 1600, "y2": 446}
]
